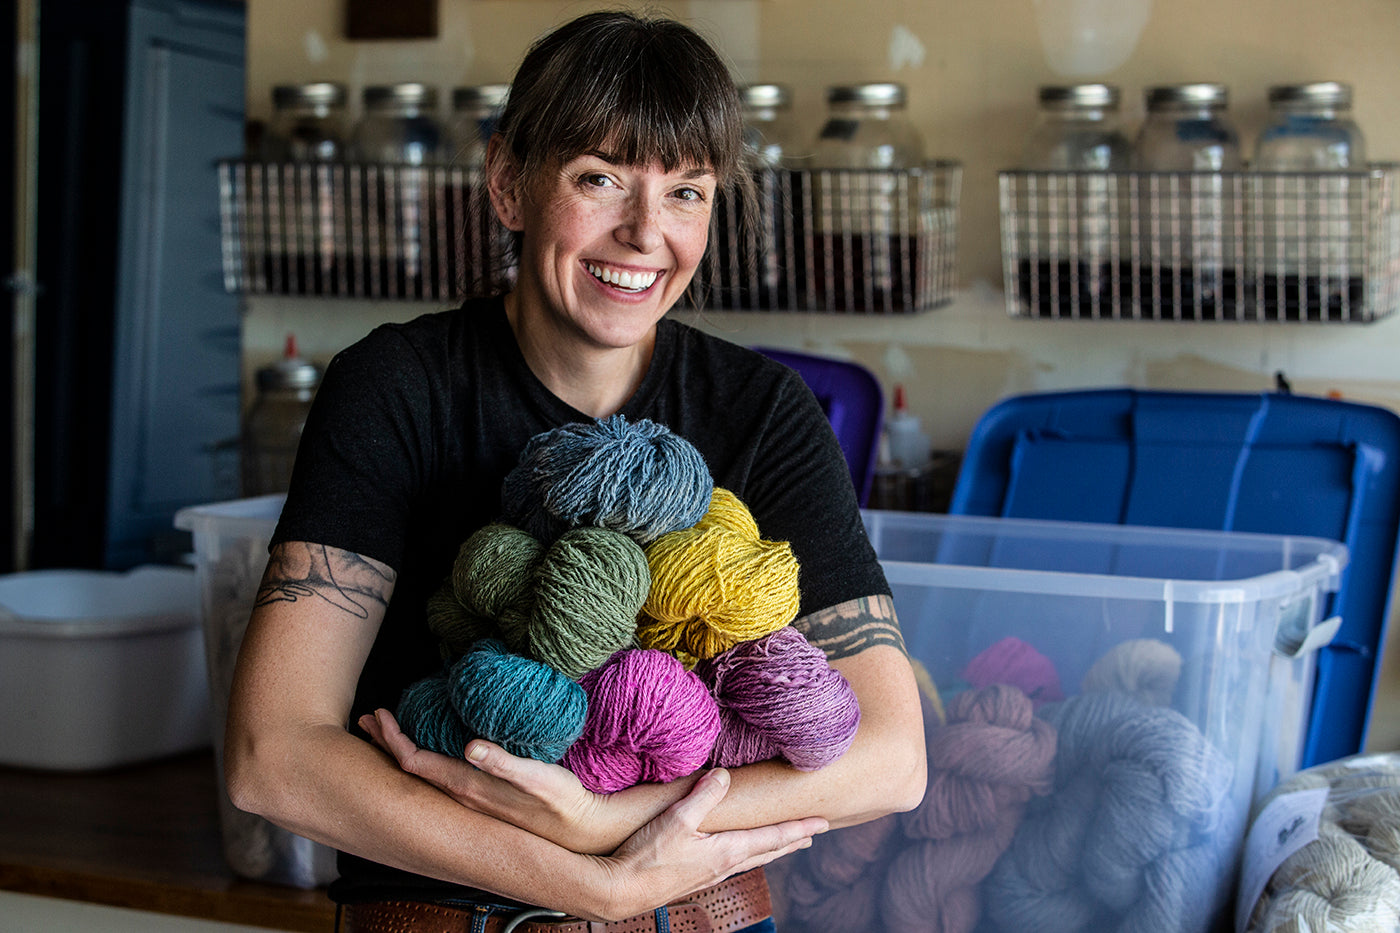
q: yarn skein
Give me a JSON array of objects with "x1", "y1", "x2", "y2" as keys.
[
  {"x1": 1246, "y1": 758, "x2": 1400, "y2": 932},
  {"x1": 501, "y1": 415, "x2": 714, "y2": 546},
  {"x1": 694, "y1": 625, "x2": 860, "y2": 771},
  {"x1": 430, "y1": 523, "x2": 649, "y2": 680},
  {"x1": 639, "y1": 487, "x2": 801, "y2": 665},
  {"x1": 959, "y1": 636, "x2": 1065, "y2": 709},
  {"x1": 560, "y1": 648, "x2": 722, "y2": 793},
  {"x1": 881, "y1": 684, "x2": 1057, "y2": 933},
  {"x1": 396, "y1": 638, "x2": 587, "y2": 764},
  {"x1": 1080, "y1": 637, "x2": 1183, "y2": 708},
  {"x1": 981, "y1": 689, "x2": 1235, "y2": 933}
]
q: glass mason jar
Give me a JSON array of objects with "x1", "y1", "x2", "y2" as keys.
[
  {"x1": 350, "y1": 83, "x2": 442, "y2": 290},
  {"x1": 264, "y1": 82, "x2": 348, "y2": 162},
  {"x1": 1017, "y1": 84, "x2": 1131, "y2": 318},
  {"x1": 1253, "y1": 83, "x2": 1369, "y2": 320},
  {"x1": 741, "y1": 83, "x2": 804, "y2": 169},
  {"x1": 350, "y1": 83, "x2": 442, "y2": 165},
  {"x1": 447, "y1": 83, "x2": 510, "y2": 169},
  {"x1": 1133, "y1": 84, "x2": 1244, "y2": 319},
  {"x1": 809, "y1": 83, "x2": 927, "y2": 311},
  {"x1": 1254, "y1": 82, "x2": 1366, "y2": 171},
  {"x1": 241, "y1": 335, "x2": 322, "y2": 498}
]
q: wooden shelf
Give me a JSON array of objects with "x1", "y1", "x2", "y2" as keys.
[{"x1": 0, "y1": 751, "x2": 337, "y2": 932}]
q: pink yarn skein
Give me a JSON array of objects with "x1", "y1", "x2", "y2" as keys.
[
  {"x1": 959, "y1": 636, "x2": 1064, "y2": 708},
  {"x1": 561, "y1": 648, "x2": 721, "y2": 793},
  {"x1": 695, "y1": 625, "x2": 861, "y2": 771},
  {"x1": 881, "y1": 684, "x2": 1057, "y2": 933}
]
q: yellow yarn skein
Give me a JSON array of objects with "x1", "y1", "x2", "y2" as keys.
[{"x1": 638, "y1": 487, "x2": 801, "y2": 665}]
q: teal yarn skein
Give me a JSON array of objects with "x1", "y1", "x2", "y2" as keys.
[
  {"x1": 429, "y1": 523, "x2": 649, "y2": 680},
  {"x1": 501, "y1": 415, "x2": 714, "y2": 546},
  {"x1": 396, "y1": 674, "x2": 472, "y2": 757},
  {"x1": 453, "y1": 639, "x2": 587, "y2": 762},
  {"x1": 395, "y1": 640, "x2": 587, "y2": 763}
]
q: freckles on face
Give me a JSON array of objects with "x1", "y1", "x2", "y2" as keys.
[{"x1": 515, "y1": 154, "x2": 717, "y2": 344}]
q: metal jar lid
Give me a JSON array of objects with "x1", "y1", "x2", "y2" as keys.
[
  {"x1": 740, "y1": 84, "x2": 792, "y2": 110},
  {"x1": 257, "y1": 357, "x2": 321, "y2": 393},
  {"x1": 1267, "y1": 81, "x2": 1353, "y2": 109},
  {"x1": 1145, "y1": 83, "x2": 1229, "y2": 111},
  {"x1": 1038, "y1": 84, "x2": 1121, "y2": 110},
  {"x1": 272, "y1": 82, "x2": 347, "y2": 111},
  {"x1": 362, "y1": 83, "x2": 439, "y2": 113},
  {"x1": 452, "y1": 83, "x2": 511, "y2": 113},
  {"x1": 826, "y1": 83, "x2": 907, "y2": 108}
]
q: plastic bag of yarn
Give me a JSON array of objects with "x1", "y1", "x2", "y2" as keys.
[
  {"x1": 396, "y1": 638, "x2": 587, "y2": 763},
  {"x1": 1241, "y1": 753, "x2": 1400, "y2": 933},
  {"x1": 638, "y1": 487, "x2": 801, "y2": 665},
  {"x1": 559, "y1": 648, "x2": 722, "y2": 793},
  {"x1": 501, "y1": 414, "x2": 713, "y2": 546},
  {"x1": 428, "y1": 522, "x2": 650, "y2": 679},
  {"x1": 694, "y1": 624, "x2": 860, "y2": 772}
]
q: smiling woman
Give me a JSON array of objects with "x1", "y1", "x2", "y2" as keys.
[{"x1": 222, "y1": 10, "x2": 926, "y2": 933}]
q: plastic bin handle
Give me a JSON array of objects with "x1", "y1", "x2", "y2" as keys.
[{"x1": 1276, "y1": 615, "x2": 1342, "y2": 660}]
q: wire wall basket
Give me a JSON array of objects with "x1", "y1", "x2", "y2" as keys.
[
  {"x1": 218, "y1": 160, "x2": 962, "y2": 313},
  {"x1": 690, "y1": 161, "x2": 962, "y2": 313},
  {"x1": 999, "y1": 164, "x2": 1400, "y2": 323}
]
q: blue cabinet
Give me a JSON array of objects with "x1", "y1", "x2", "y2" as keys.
[{"x1": 33, "y1": 0, "x2": 245, "y2": 569}]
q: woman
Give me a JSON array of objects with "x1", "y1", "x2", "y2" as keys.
[{"x1": 225, "y1": 10, "x2": 927, "y2": 932}]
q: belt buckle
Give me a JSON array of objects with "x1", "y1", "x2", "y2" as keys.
[{"x1": 501, "y1": 908, "x2": 569, "y2": 933}]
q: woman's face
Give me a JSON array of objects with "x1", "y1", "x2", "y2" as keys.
[{"x1": 502, "y1": 151, "x2": 717, "y2": 351}]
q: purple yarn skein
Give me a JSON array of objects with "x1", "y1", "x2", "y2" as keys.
[{"x1": 696, "y1": 625, "x2": 862, "y2": 771}]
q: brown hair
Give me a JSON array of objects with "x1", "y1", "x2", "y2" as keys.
[{"x1": 496, "y1": 10, "x2": 748, "y2": 195}]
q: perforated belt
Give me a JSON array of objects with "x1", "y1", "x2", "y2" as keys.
[{"x1": 339, "y1": 867, "x2": 771, "y2": 933}]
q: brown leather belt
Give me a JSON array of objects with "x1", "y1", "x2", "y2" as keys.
[{"x1": 339, "y1": 867, "x2": 771, "y2": 933}]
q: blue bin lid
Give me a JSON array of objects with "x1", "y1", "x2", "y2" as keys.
[{"x1": 949, "y1": 387, "x2": 1400, "y2": 767}]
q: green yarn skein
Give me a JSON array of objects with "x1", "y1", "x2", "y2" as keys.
[{"x1": 429, "y1": 522, "x2": 650, "y2": 680}]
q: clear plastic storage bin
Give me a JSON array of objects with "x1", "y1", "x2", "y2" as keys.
[
  {"x1": 174, "y1": 495, "x2": 338, "y2": 889},
  {"x1": 770, "y1": 511, "x2": 1346, "y2": 933}
]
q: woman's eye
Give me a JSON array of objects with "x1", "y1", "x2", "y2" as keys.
[
  {"x1": 674, "y1": 186, "x2": 706, "y2": 202},
  {"x1": 581, "y1": 173, "x2": 615, "y2": 188}
]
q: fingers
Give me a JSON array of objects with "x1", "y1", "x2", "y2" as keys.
[{"x1": 666, "y1": 768, "x2": 732, "y2": 834}]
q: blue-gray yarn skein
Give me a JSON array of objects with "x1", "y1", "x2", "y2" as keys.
[
  {"x1": 981, "y1": 690, "x2": 1237, "y2": 933},
  {"x1": 501, "y1": 414, "x2": 713, "y2": 546},
  {"x1": 446, "y1": 638, "x2": 588, "y2": 763}
]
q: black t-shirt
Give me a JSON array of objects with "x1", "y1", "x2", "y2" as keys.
[{"x1": 271, "y1": 296, "x2": 889, "y2": 902}]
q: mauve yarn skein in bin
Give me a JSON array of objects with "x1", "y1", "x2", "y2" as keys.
[
  {"x1": 0, "y1": 565, "x2": 210, "y2": 771},
  {"x1": 175, "y1": 495, "x2": 338, "y2": 889}
]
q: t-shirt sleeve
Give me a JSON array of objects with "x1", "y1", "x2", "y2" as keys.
[
  {"x1": 270, "y1": 325, "x2": 436, "y2": 572},
  {"x1": 740, "y1": 370, "x2": 890, "y2": 618}
]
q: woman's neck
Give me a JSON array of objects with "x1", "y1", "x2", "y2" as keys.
[{"x1": 504, "y1": 293, "x2": 655, "y2": 418}]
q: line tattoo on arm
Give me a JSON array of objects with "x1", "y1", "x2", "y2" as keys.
[
  {"x1": 255, "y1": 543, "x2": 396, "y2": 619},
  {"x1": 793, "y1": 594, "x2": 906, "y2": 661}
]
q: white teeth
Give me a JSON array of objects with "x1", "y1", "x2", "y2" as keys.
[{"x1": 587, "y1": 263, "x2": 658, "y2": 291}]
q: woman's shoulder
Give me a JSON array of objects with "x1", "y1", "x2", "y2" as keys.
[
  {"x1": 331, "y1": 297, "x2": 508, "y2": 368},
  {"x1": 660, "y1": 317, "x2": 803, "y2": 389}
]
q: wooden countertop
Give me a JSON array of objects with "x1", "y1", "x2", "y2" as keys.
[{"x1": 0, "y1": 751, "x2": 337, "y2": 932}]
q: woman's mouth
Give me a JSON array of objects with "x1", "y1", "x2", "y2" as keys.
[{"x1": 586, "y1": 263, "x2": 659, "y2": 293}]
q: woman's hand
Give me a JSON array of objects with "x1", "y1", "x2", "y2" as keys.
[
  {"x1": 593, "y1": 768, "x2": 826, "y2": 919},
  {"x1": 359, "y1": 708, "x2": 628, "y2": 853}
]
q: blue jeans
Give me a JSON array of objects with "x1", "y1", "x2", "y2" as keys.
[{"x1": 738, "y1": 921, "x2": 777, "y2": 933}]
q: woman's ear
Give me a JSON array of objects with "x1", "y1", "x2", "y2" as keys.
[{"x1": 485, "y1": 135, "x2": 525, "y2": 232}]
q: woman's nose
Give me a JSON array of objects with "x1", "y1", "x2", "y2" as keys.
[{"x1": 615, "y1": 195, "x2": 665, "y2": 254}]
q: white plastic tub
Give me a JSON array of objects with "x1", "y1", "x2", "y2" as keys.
[{"x1": 0, "y1": 565, "x2": 210, "y2": 770}]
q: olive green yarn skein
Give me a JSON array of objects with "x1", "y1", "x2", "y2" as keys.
[{"x1": 530, "y1": 526, "x2": 650, "y2": 679}]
